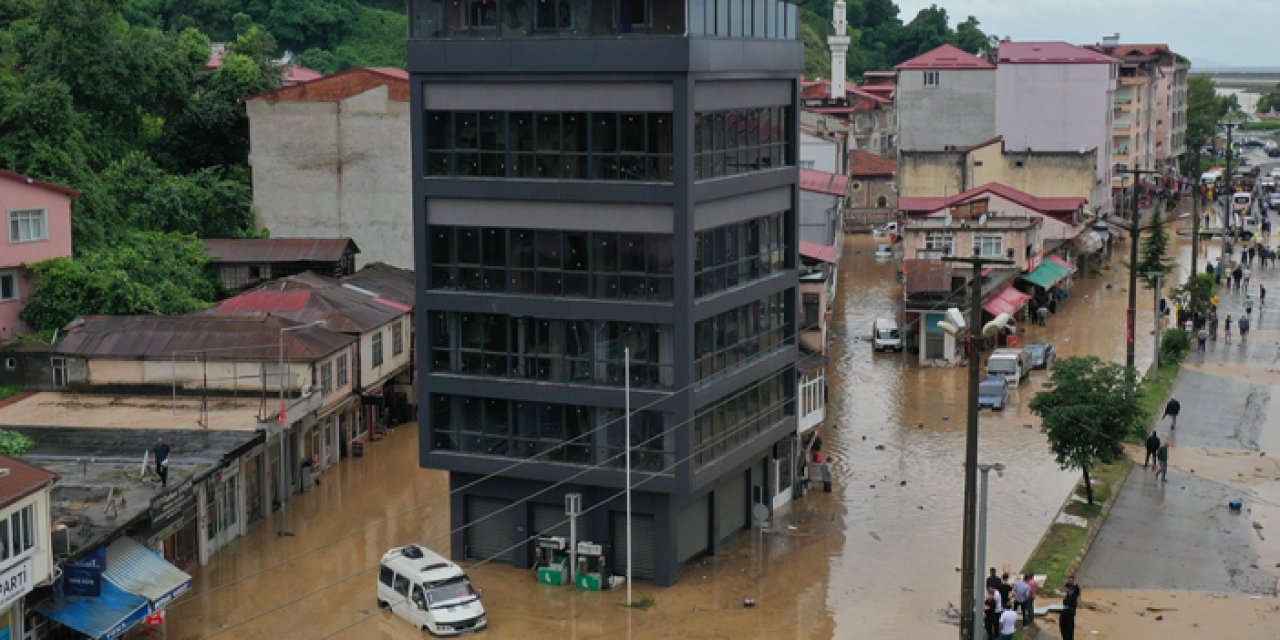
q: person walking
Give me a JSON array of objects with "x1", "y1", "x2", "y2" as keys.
[
  {"x1": 1245, "y1": 294, "x2": 1255, "y2": 317},
  {"x1": 1239, "y1": 314, "x2": 1251, "y2": 345},
  {"x1": 1210, "y1": 312, "x2": 1219, "y2": 341},
  {"x1": 1262, "y1": 284, "x2": 1267, "y2": 308},
  {"x1": 153, "y1": 437, "x2": 171, "y2": 487},
  {"x1": 1244, "y1": 267, "x2": 1253, "y2": 295},
  {"x1": 1233, "y1": 265, "x2": 1243, "y2": 290},
  {"x1": 1060, "y1": 576, "x2": 1081, "y2": 640},
  {"x1": 1163, "y1": 397, "x2": 1181, "y2": 429},
  {"x1": 1144, "y1": 431, "x2": 1161, "y2": 468},
  {"x1": 997, "y1": 573, "x2": 1013, "y2": 617},
  {"x1": 1197, "y1": 326, "x2": 1209, "y2": 352},
  {"x1": 1018, "y1": 573, "x2": 1037, "y2": 627},
  {"x1": 997, "y1": 605, "x2": 1018, "y2": 640},
  {"x1": 1157, "y1": 442, "x2": 1170, "y2": 482},
  {"x1": 1225, "y1": 314, "x2": 1234, "y2": 344},
  {"x1": 984, "y1": 587, "x2": 1000, "y2": 640}
]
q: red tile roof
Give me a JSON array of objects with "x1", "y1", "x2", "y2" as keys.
[
  {"x1": 896, "y1": 44, "x2": 995, "y2": 70},
  {"x1": 799, "y1": 169, "x2": 850, "y2": 197},
  {"x1": 56, "y1": 315, "x2": 355, "y2": 361},
  {"x1": 997, "y1": 41, "x2": 1117, "y2": 65},
  {"x1": 214, "y1": 290, "x2": 313, "y2": 315},
  {"x1": 800, "y1": 80, "x2": 831, "y2": 100},
  {"x1": 1084, "y1": 43, "x2": 1172, "y2": 62},
  {"x1": 282, "y1": 64, "x2": 324, "y2": 85},
  {"x1": 799, "y1": 241, "x2": 840, "y2": 264},
  {"x1": 898, "y1": 182, "x2": 1087, "y2": 215},
  {"x1": 0, "y1": 169, "x2": 82, "y2": 197},
  {"x1": 246, "y1": 67, "x2": 409, "y2": 103},
  {"x1": 0, "y1": 456, "x2": 57, "y2": 511},
  {"x1": 848, "y1": 150, "x2": 897, "y2": 177},
  {"x1": 848, "y1": 86, "x2": 892, "y2": 104}
]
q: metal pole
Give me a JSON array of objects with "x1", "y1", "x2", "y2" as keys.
[
  {"x1": 1191, "y1": 148, "x2": 1201, "y2": 283},
  {"x1": 1224, "y1": 122, "x2": 1236, "y2": 234},
  {"x1": 1152, "y1": 272, "x2": 1164, "y2": 380},
  {"x1": 278, "y1": 329, "x2": 291, "y2": 537},
  {"x1": 974, "y1": 465, "x2": 992, "y2": 640},
  {"x1": 961, "y1": 250, "x2": 983, "y2": 640},
  {"x1": 1127, "y1": 175, "x2": 1142, "y2": 371},
  {"x1": 624, "y1": 347, "x2": 632, "y2": 606}
]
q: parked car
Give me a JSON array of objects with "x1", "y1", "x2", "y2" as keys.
[
  {"x1": 1270, "y1": 192, "x2": 1280, "y2": 208},
  {"x1": 1024, "y1": 342, "x2": 1057, "y2": 370},
  {"x1": 986, "y1": 347, "x2": 1032, "y2": 386},
  {"x1": 874, "y1": 243, "x2": 894, "y2": 260},
  {"x1": 977, "y1": 375, "x2": 1010, "y2": 411}
]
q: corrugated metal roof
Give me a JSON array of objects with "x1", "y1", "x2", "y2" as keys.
[
  {"x1": 201, "y1": 238, "x2": 359, "y2": 264},
  {"x1": 898, "y1": 182, "x2": 1088, "y2": 215},
  {"x1": 34, "y1": 577, "x2": 149, "y2": 640},
  {"x1": 799, "y1": 169, "x2": 851, "y2": 197},
  {"x1": 244, "y1": 67, "x2": 409, "y2": 103},
  {"x1": 799, "y1": 241, "x2": 840, "y2": 264},
  {"x1": 340, "y1": 263, "x2": 415, "y2": 309},
  {"x1": 998, "y1": 41, "x2": 1118, "y2": 65},
  {"x1": 903, "y1": 259, "x2": 953, "y2": 294},
  {"x1": 56, "y1": 315, "x2": 355, "y2": 361},
  {"x1": 205, "y1": 272, "x2": 407, "y2": 332},
  {"x1": 897, "y1": 44, "x2": 995, "y2": 70},
  {"x1": 0, "y1": 455, "x2": 57, "y2": 510},
  {"x1": 104, "y1": 536, "x2": 192, "y2": 611}
]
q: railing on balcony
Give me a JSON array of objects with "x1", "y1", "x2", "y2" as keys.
[{"x1": 1113, "y1": 117, "x2": 1133, "y2": 130}]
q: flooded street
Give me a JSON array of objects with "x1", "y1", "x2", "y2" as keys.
[{"x1": 165, "y1": 234, "x2": 1157, "y2": 639}]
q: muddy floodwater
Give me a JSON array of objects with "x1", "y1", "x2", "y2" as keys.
[{"x1": 165, "y1": 235, "x2": 1155, "y2": 639}]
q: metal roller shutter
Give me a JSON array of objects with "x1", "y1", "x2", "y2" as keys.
[
  {"x1": 717, "y1": 472, "x2": 747, "y2": 541},
  {"x1": 609, "y1": 511, "x2": 654, "y2": 581},
  {"x1": 676, "y1": 495, "x2": 710, "y2": 562},
  {"x1": 530, "y1": 503, "x2": 570, "y2": 539},
  {"x1": 465, "y1": 497, "x2": 516, "y2": 562}
]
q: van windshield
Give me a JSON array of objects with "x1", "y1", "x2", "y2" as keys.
[
  {"x1": 988, "y1": 360, "x2": 1016, "y2": 374},
  {"x1": 424, "y1": 577, "x2": 477, "y2": 608},
  {"x1": 876, "y1": 329, "x2": 899, "y2": 339}
]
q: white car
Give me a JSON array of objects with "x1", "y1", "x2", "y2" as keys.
[
  {"x1": 874, "y1": 243, "x2": 893, "y2": 259},
  {"x1": 1271, "y1": 192, "x2": 1280, "y2": 208}
]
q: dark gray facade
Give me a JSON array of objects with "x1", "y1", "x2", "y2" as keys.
[{"x1": 412, "y1": 0, "x2": 803, "y2": 586}]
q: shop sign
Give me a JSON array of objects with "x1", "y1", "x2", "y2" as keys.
[
  {"x1": 0, "y1": 557, "x2": 33, "y2": 611},
  {"x1": 64, "y1": 547, "x2": 106, "y2": 597},
  {"x1": 149, "y1": 479, "x2": 195, "y2": 542}
]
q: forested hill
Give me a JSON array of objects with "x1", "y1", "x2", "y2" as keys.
[{"x1": 114, "y1": 1, "x2": 991, "y2": 78}]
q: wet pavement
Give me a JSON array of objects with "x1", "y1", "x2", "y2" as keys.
[
  {"x1": 1081, "y1": 173, "x2": 1280, "y2": 597},
  {"x1": 163, "y1": 234, "x2": 1159, "y2": 639}
]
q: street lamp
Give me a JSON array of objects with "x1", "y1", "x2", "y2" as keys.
[
  {"x1": 278, "y1": 319, "x2": 325, "y2": 537},
  {"x1": 972, "y1": 462, "x2": 1005, "y2": 640}
]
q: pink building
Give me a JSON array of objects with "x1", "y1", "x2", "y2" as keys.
[{"x1": 0, "y1": 169, "x2": 78, "y2": 340}]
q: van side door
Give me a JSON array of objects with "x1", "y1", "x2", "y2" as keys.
[{"x1": 389, "y1": 571, "x2": 416, "y2": 623}]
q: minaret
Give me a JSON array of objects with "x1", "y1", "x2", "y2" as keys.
[{"x1": 828, "y1": 0, "x2": 850, "y2": 101}]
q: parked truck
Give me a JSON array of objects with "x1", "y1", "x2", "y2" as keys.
[{"x1": 986, "y1": 348, "x2": 1032, "y2": 386}]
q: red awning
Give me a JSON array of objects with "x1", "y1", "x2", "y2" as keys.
[
  {"x1": 1047, "y1": 255, "x2": 1077, "y2": 273},
  {"x1": 799, "y1": 241, "x2": 840, "y2": 264},
  {"x1": 983, "y1": 285, "x2": 1032, "y2": 317}
]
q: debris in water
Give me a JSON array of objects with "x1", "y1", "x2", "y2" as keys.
[
  {"x1": 875, "y1": 444, "x2": 886, "y2": 450},
  {"x1": 743, "y1": 597, "x2": 756, "y2": 608},
  {"x1": 869, "y1": 532, "x2": 881, "y2": 541}
]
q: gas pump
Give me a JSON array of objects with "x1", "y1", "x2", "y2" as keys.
[
  {"x1": 532, "y1": 536, "x2": 569, "y2": 585},
  {"x1": 573, "y1": 542, "x2": 609, "y2": 591}
]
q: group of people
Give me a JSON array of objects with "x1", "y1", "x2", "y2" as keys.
[
  {"x1": 979, "y1": 569, "x2": 1081, "y2": 640},
  {"x1": 1176, "y1": 284, "x2": 1260, "y2": 353}
]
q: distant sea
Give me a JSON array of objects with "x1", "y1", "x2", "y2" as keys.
[{"x1": 1191, "y1": 66, "x2": 1280, "y2": 74}]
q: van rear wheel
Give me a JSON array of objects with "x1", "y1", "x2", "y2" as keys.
[{"x1": 377, "y1": 600, "x2": 389, "y2": 610}]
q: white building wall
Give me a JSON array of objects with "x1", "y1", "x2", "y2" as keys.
[
  {"x1": 799, "y1": 132, "x2": 839, "y2": 173},
  {"x1": 358, "y1": 318, "x2": 412, "y2": 391},
  {"x1": 248, "y1": 85, "x2": 413, "y2": 269},
  {"x1": 896, "y1": 68, "x2": 996, "y2": 153},
  {"x1": 995, "y1": 62, "x2": 1116, "y2": 213}
]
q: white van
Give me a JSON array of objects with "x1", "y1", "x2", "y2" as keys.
[
  {"x1": 1232, "y1": 192, "x2": 1253, "y2": 212},
  {"x1": 872, "y1": 318, "x2": 902, "y2": 352},
  {"x1": 378, "y1": 544, "x2": 487, "y2": 636},
  {"x1": 986, "y1": 348, "x2": 1031, "y2": 386},
  {"x1": 1243, "y1": 214, "x2": 1261, "y2": 234}
]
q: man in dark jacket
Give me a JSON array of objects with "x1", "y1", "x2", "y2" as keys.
[
  {"x1": 1059, "y1": 576, "x2": 1081, "y2": 640},
  {"x1": 1144, "y1": 431, "x2": 1161, "y2": 468},
  {"x1": 1163, "y1": 397, "x2": 1181, "y2": 429}
]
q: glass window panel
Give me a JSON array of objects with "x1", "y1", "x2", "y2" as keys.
[
  {"x1": 618, "y1": 155, "x2": 645, "y2": 180},
  {"x1": 431, "y1": 226, "x2": 453, "y2": 264},
  {"x1": 536, "y1": 113, "x2": 561, "y2": 151},
  {"x1": 510, "y1": 229, "x2": 534, "y2": 268},
  {"x1": 620, "y1": 234, "x2": 646, "y2": 272},
  {"x1": 691, "y1": 0, "x2": 707, "y2": 34},
  {"x1": 565, "y1": 231, "x2": 589, "y2": 270},
  {"x1": 620, "y1": 114, "x2": 645, "y2": 152},
  {"x1": 563, "y1": 113, "x2": 588, "y2": 153},
  {"x1": 648, "y1": 235, "x2": 673, "y2": 274},
  {"x1": 482, "y1": 228, "x2": 505, "y2": 266},
  {"x1": 536, "y1": 153, "x2": 562, "y2": 178},
  {"x1": 716, "y1": 0, "x2": 729, "y2": 35},
  {"x1": 427, "y1": 111, "x2": 451, "y2": 149},
  {"x1": 456, "y1": 227, "x2": 480, "y2": 264},
  {"x1": 591, "y1": 0, "x2": 616, "y2": 34},
  {"x1": 620, "y1": 0, "x2": 647, "y2": 33},
  {"x1": 502, "y1": 0, "x2": 533, "y2": 35},
  {"x1": 567, "y1": 0, "x2": 591, "y2": 35},
  {"x1": 752, "y1": 0, "x2": 765, "y2": 36},
  {"x1": 455, "y1": 112, "x2": 478, "y2": 149},
  {"x1": 652, "y1": 0, "x2": 684, "y2": 34},
  {"x1": 478, "y1": 112, "x2": 505, "y2": 150},
  {"x1": 730, "y1": 0, "x2": 744, "y2": 36},
  {"x1": 536, "y1": 230, "x2": 562, "y2": 268},
  {"x1": 648, "y1": 113, "x2": 672, "y2": 154},
  {"x1": 592, "y1": 113, "x2": 617, "y2": 153},
  {"x1": 562, "y1": 154, "x2": 587, "y2": 178},
  {"x1": 510, "y1": 112, "x2": 535, "y2": 151},
  {"x1": 591, "y1": 155, "x2": 619, "y2": 180},
  {"x1": 469, "y1": 0, "x2": 498, "y2": 27},
  {"x1": 456, "y1": 152, "x2": 480, "y2": 176}
]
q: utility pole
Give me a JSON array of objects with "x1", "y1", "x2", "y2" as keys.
[
  {"x1": 1190, "y1": 146, "x2": 1202, "y2": 284},
  {"x1": 1116, "y1": 165, "x2": 1161, "y2": 371},
  {"x1": 1223, "y1": 121, "x2": 1239, "y2": 236},
  {"x1": 1149, "y1": 272, "x2": 1165, "y2": 380},
  {"x1": 941, "y1": 247, "x2": 1012, "y2": 640}
]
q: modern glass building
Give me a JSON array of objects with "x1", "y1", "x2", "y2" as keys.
[{"x1": 411, "y1": 0, "x2": 802, "y2": 586}]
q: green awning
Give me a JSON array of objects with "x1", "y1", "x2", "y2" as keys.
[{"x1": 1022, "y1": 259, "x2": 1071, "y2": 288}]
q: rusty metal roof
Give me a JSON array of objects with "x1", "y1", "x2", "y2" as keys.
[
  {"x1": 56, "y1": 315, "x2": 355, "y2": 361},
  {"x1": 903, "y1": 259, "x2": 954, "y2": 294},
  {"x1": 203, "y1": 272, "x2": 407, "y2": 333},
  {"x1": 201, "y1": 238, "x2": 359, "y2": 264},
  {"x1": 339, "y1": 263, "x2": 415, "y2": 309},
  {"x1": 0, "y1": 455, "x2": 58, "y2": 510}
]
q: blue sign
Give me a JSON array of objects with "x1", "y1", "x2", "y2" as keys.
[{"x1": 64, "y1": 547, "x2": 107, "y2": 597}]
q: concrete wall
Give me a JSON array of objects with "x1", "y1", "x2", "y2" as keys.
[
  {"x1": 0, "y1": 348, "x2": 53, "y2": 389},
  {"x1": 799, "y1": 190, "x2": 841, "y2": 245},
  {"x1": 899, "y1": 142, "x2": 1095, "y2": 201},
  {"x1": 358, "y1": 318, "x2": 411, "y2": 391},
  {"x1": 800, "y1": 132, "x2": 839, "y2": 173},
  {"x1": 849, "y1": 176, "x2": 897, "y2": 209},
  {"x1": 902, "y1": 220, "x2": 1043, "y2": 269},
  {"x1": 0, "y1": 489, "x2": 55, "y2": 586},
  {"x1": 0, "y1": 179, "x2": 74, "y2": 338},
  {"x1": 248, "y1": 85, "x2": 412, "y2": 269},
  {"x1": 995, "y1": 62, "x2": 1115, "y2": 213},
  {"x1": 896, "y1": 68, "x2": 996, "y2": 152}
]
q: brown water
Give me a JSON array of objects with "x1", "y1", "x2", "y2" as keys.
[{"x1": 164, "y1": 235, "x2": 1154, "y2": 640}]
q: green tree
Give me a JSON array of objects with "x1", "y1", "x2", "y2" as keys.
[
  {"x1": 0, "y1": 430, "x2": 34, "y2": 457},
  {"x1": 20, "y1": 231, "x2": 216, "y2": 332},
  {"x1": 952, "y1": 16, "x2": 991, "y2": 54},
  {"x1": 1136, "y1": 204, "x2": 1173, "y2": 288},
  {"x1": 894, "y1": 5, "x2": 952, "y2": 62},
  {"x1": 1185, "y1": 75, "x2": 1219, "y2": 151},
  {"x1": 1028, "y1": 356, "x2": 1143, "y2": 504}
]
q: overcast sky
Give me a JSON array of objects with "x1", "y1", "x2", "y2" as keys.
[{"x1": 892, "y1": 0, "x2": 1279, "y2": 68}]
